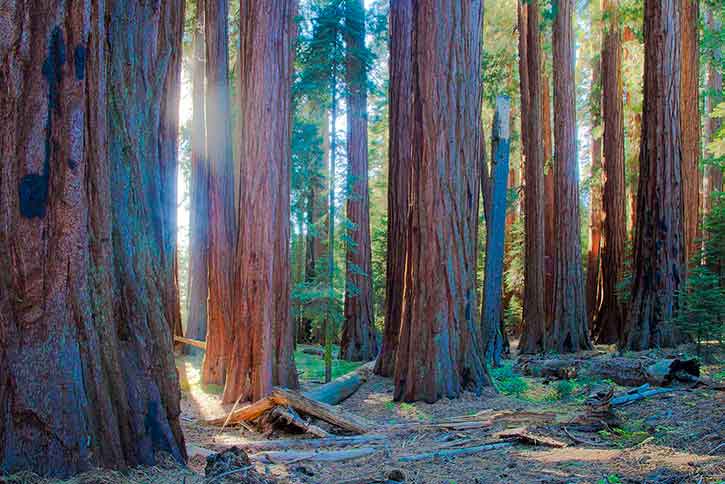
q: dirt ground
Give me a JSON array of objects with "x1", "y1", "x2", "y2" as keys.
[{"x1": 179, "y1": 349, "x2": 725, "y2": 484}]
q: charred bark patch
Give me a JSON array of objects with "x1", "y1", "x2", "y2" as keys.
[{"x1": 74, "y1": 44, "x2": 87, "y2": 80}]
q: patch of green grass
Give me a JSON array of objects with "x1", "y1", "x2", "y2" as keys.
[
  {"x1": 598, "y1": 475, "x2": 623, "y2": 484},
  {"x1": 490, "y1": 362, "x2": 530, "y2": 397},
  {"x1": 294, "y1": 345, "x2": 362, "y2": 382},
  {"x1": 598, "y1": 419, "x2": 651, "y2": 448}
]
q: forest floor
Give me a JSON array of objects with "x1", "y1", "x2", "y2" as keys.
[{"x1": 176, "y1": 344, "x2": 725, "y2": 484}]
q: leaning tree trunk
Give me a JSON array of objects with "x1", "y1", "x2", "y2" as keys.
[
  {"x1": 224, "y1": 0, "x2": 298, "y2": 404},
  {"x1": 595, "y1": 0, "x2": 627, "y2": 344},
  {"x1": 624, "y1": 0, "x2": 684, "y2": 350},
  {"x1": 393, "y1": 0, "x2": 492, "y2": 403},
  {"x1": 341, "y1": 0, "x2": 378, "y2": 362},
  {"x1": 186, "y1": 0, "x2": 210, "y2": 353},
  {"x1": 586, "y1": 59, "x2": 603, "y2": 328},
  {"x1": 202, "y1": 0, "x2": 236, "y2": 385},
  {"x1": 374, "y1": 0, "x2": 413, "y2": 377},
  {"x1": 481, "y1": 97, "x2": 512, "y2": 367},
  {"x1": 0, "y1": 0, "x2": 186, "y2": 476},
  {"x1": 680, "y1": 0, "x2": 700, "y2": 267},
  {"x1": 519, "y1": 0, "x2": 547, "y2": 354},
  {"x1": 551, "y1": 0, "x2": 592, "y2": 353}
]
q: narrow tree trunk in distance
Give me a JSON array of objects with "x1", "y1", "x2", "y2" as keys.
[
  {"x1": 374, "y1": 0, "x2": 412, "y2": 377},
  {"x1": 186, "y1": 1, "x2": 209, "y2": 354},
  {"x1": 519, "y1": 0, "x2": 547, "y2": 354},
  {"x1": 342, "y1": 0, "x2": 378, "y2": 362},
  {"x1": 586, "y1": 59, "x2": 603, "y2": 328},
  {"x1": 1, "y1": 0, "x2": 187, "y2": 474},
  {"x1": 624, "y1": 0, "x2": 684, "y2": 350},
  {"x1": 595, "y1": 0, "x2": 627, "y2": 344},
  {"x1": 224, "y1": 0, "x2": 298, "y2": 403},
  {"x1": 481, "y1": 96, "x2": 512, "y2": 368},
  {"x1": 704, "y1": 10, "x2": 723, "y2": 219},
  {"x1": 543, "y1": 73, "x2": 556, "y2": 327},
  {"x1": 680, "y1": 0, "x2": 700, "y2": 267},
  {"x1": 325, "y1": 81, "x2": 338, "y2": 383},
  {"x1": 393, "y1": 0, "x2": 492, "y2": 403},
  {"x1": 203, "y1": 0, "x2": 236, "y2": 385},
  {"x1": 551, "y1": 0, "x2": 592, "y2": 353}
]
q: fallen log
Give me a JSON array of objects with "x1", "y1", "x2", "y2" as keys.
[
  {"x1": 174, "y1": 335, "x2": 207, "y2": 351},
  {"x1": 305, "y1": 371, "x2": 364, "y2": 406},
  {"x1": 497, "y1": 427, "x2": 567, "y2": 448},
  {"x1": 254, "y1": 447, "x2": 377, "y2": 464},
  {"x1": 271, "y1": 388, "x2": 374, "y2": 434},
  {"x1": 240, "y1": 434, "x2": 387, "y2": 451},
  {"x1": 302, "y1": 347, "x2": 325, "y2": 357},
  {"x1": 397, "y1": 441, "x2": 515, "y2": 462},
  {"x1": 206, "y1": 396, "x2": 276, "y2": 426},
  {"x1": 261, "y1": 406, "x2": 330, "y2": 438},
  {"x1": 385, "y1": 410, "x2": 558, "y2": 432},
  {"x1": 610, "y1": 385, "x2": 677, "y2": 406}
]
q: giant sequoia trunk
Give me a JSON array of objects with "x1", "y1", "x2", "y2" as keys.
[
  {"x1": 595, "y1": 0, "x2": 627, "y2": 344},
  {"x1": 224, "y1": 0, "x2": 298, "y2": 403},
  {"x1": 202, "y1": 0, "x2": 236, "y2": 385},
  {"x1": 586, "y1": 60, "x2": 603, "y2": 328},
  {"x1": 481, "y1": 97, "x2": 512, "y2": 367},
  {"x1": 518, "y1": 0, "x2": 547, "y2": 354},
  {"x1": 374, "y1": 0, "x2": 412, "y2": 377},
  {"x1": 341, "y1": 0, "x2": 378, "y2": 362},
  {"x1": 0, "y1": 0, "x2": 186, "y2": 476},
  {"x1": 393, "y1": 0, "x2": 491, "y2": 403},
  {"x1": 551, "y1": 0, "x2": 592, "y2": 353},
  {"x1": 186, "y1": 1, "x2": 210, "y2": 352},
  {"x1": 624, "y1": 0, "x2": 684, "y2": 350},
  {"x1": 680, "y1": 0, "x2": 700, "y2": 266}
]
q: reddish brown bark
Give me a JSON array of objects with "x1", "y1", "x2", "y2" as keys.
[
  {"x1": 341, "y1": 0, "x2": 378, "y2": 362},
  {"x1": 374, "y1": 0, "x2": 412, "y2": 377},
  {"x1": 224, "y1": 0, "x2": 298, "y2": 403},
  {"x1": 624, "y1": 0, "x2": 684, "y2": 350},
  {"x1": 393, "y1": 0, "x2": 491, "y2": 402},
  {"x1": 0, "y1": 0, "x2": 186, "y2": 475},
  {"x1": 595, "y1": 0, "x2": 627, "y2": 344},
  {"x1": 519, "y1": 0, "x2": 547, "y2": 354},
  {"x1": 680, "y1": 0, "x2": 700, "y2": 266},
  {"x1": 586, "y1": 58, "x2": 603, "y2": 328},
  {"x1": 551, "y1": 0, "x2": 592, "y2": 353},
  {"x1": 186, "y1": 1, "x2": 210, "y2": 352},
  {"x1": 543, "y1": 73, "x2": 555, "y2": 327},
  {"x1": 202, "y1": 0, "x2": 236, "y2": 386}
]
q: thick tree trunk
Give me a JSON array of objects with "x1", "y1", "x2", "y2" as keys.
[
  {"x1": 393, "y1": 0, "x2": 492, "y2": 403},
  {"x1": 374, "y1": 0, "x2": 412, "y2": 377},
  {"x1": 680, "y1": 0, "x2": 700, "y2": 267},
  {"x1": 224, "y1": 0, "x2": 298, "y2": 403},
  {"x1": 202, "y1": 0, "x2": 236, "y2": 385},
  {"x1": 586, "y1": 60, "x2": 603, "y2": 328},
  {"x1": 0, "y1": 0, "x2": 186, "y2": 475},
  {"x1": 481, "y1": 97, "x2": 512, "y2": 367},
  {"x1": 595, "y1": 0, "x2": 627, "y2": 344},
  {"x1": 551, "y1": 0, "x2": 592, "y2": 353},
  {"x1": 519, "y1": 0, "x2": 547, "y2": 354},
  {"x1": 704, "y1": 11, "x2": 723, "y2": 220},
  {"x1": 186, "y1": 1, "x2": 209, "y2": 353},
  {"x1": 341, "y1": 0, "x2": 378, "y2": 362},
  {"x1": 624, "y1": 0, "x2": 684, "y2": 350},
  {"x1": 543, "y1": 73, "x2": 555, "y2": 327}
]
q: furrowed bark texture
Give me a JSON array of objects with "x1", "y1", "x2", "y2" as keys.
[
  {"x1": 393, "y1": 0, "x2": 491, "y2": 403},
  {"x1": 375, "y1": 0, "x2": 412, "y2": 377},
  {"x1": 342, "y1": 0, "x2": 378, "y2": 362},
  {"x1": 0, "y1": 0, "x2": 186, "y2": 475},
  {"x1": 481, "y1": 96, "x2": 512, "y2": 367},
  {"x1": 595, "y1": 0, "x2": 627, "y2": 344},
  {"x1": 186, "y1": 1, "x2": 209, "y2": 352},
  {"x1": 680, "y1": 0, "x2": 700, "y2": 266},
  {"x1": 224, "y1": 0, "x2": 298, "y2": 403},
  {"x1": 586, "y1": 59, "x2": 603, "y2": 328},
  {"x1": 202, "y1": 0, "x2": 235, "y2": 385},
  {"x1": 551, "y1": 0, "x2": 592, "y2": 352},
  {"x1": 624, "y1": 0, "x2": 684, "y2": 350},
  {"x1": 519, "y1": 0, "x2": 547, "y2": 354}
]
